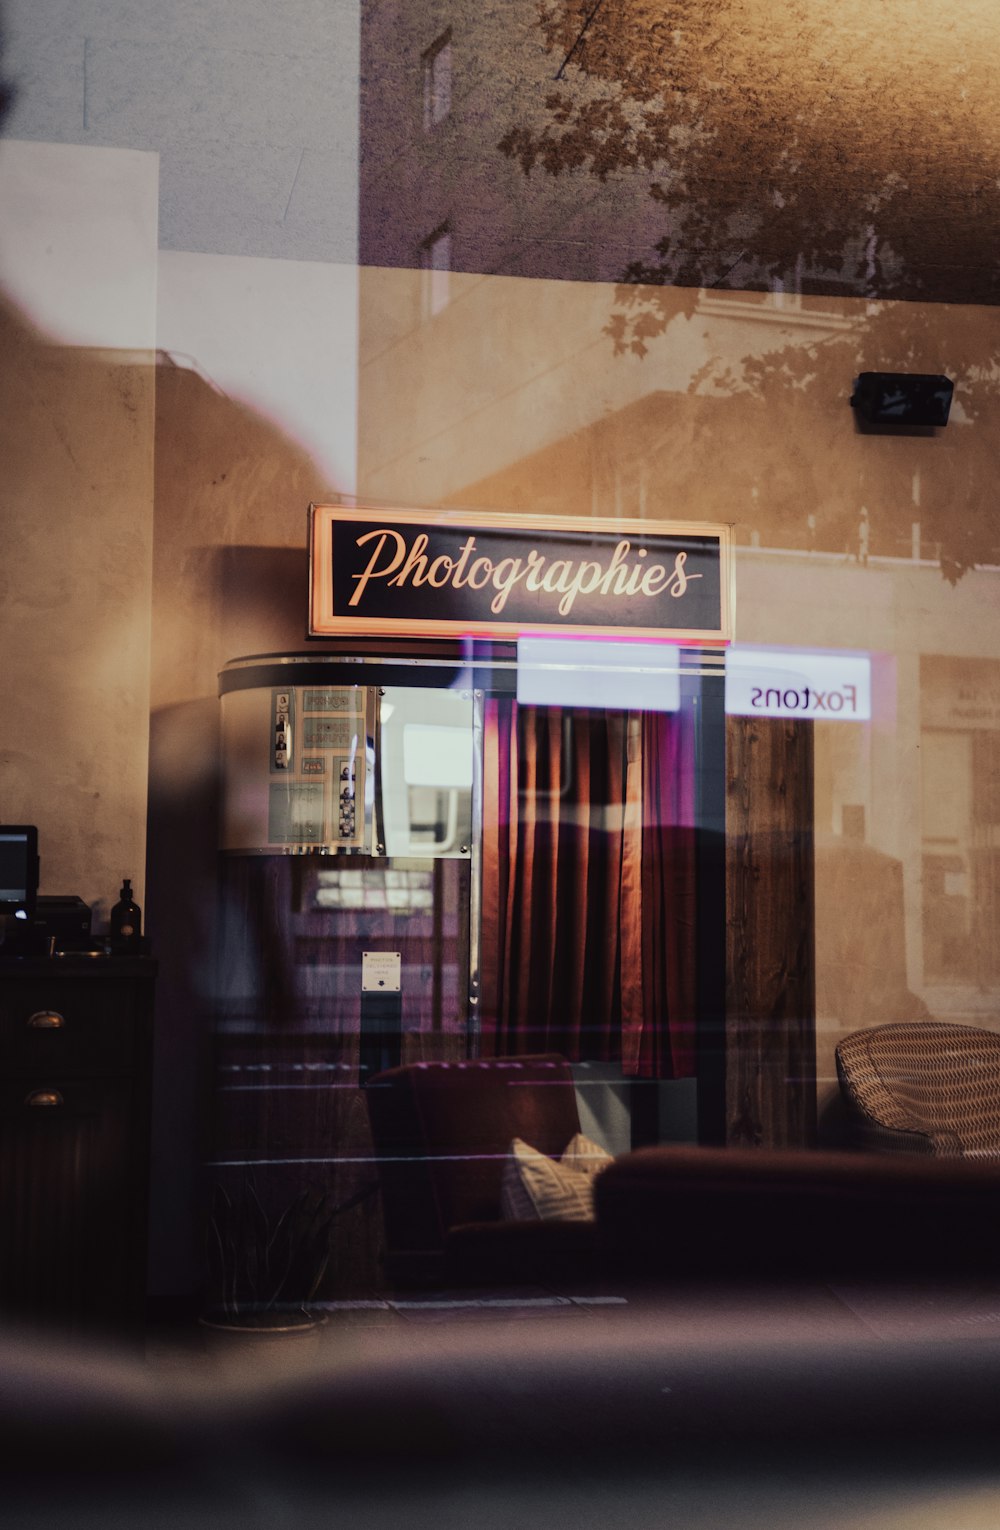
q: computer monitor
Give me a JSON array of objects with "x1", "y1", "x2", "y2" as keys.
[{"x1": 0, "y1": 826, "x2": 39, "y2": 920}]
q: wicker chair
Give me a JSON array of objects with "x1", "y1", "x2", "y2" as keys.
[{"x1": 836, "y1": 1020, "x2": 1000, "y2": 1157}]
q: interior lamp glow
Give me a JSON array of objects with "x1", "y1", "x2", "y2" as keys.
[{"x1": 403, "y1": 724, "x2": 474, "y2": 788}]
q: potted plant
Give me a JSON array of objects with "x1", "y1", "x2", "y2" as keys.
[{"x1": 200, "y1": 1176, "x2": 344, "y2": 1360}]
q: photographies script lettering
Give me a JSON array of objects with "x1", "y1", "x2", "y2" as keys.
[{"x1": 348, "y1": 529, "x2": 702, "y2": 617}]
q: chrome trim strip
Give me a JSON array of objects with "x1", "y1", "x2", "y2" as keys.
[{"x1": 467, "y1": 688, "x2": 484, "y2": 1058}]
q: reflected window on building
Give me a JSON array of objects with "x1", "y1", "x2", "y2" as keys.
[
  {"x1": 422, "y1": 31, "x2": 452, "y2": 130},
  {"x1": 921, "y1": 657, "x2": 1000, "y2": 992},
  {"x1": 420, "y1": 223, "x2": 451, "y2": 317}
]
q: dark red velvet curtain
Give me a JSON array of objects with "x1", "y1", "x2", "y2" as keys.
[
  {"x1": 623, "y1": 705, "x2": 698, "y2": 1079},
  {"x1": 480, "y1": 700, "x2": 697, "y2": 1079}
]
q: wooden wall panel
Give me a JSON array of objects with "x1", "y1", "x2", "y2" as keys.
[{"x1": 725, "y1": 715, "x2": 816, "y2": 1148}]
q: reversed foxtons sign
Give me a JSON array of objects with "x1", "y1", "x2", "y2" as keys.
[
  {"x1": 725, "y1": 646, "x2": 872, "y2": 721},
  {"x1": 308, "y1": 504, "x2": 733, "y2": 644}
]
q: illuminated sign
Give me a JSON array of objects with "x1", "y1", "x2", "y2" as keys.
[
  {"x1": 309, "y1": 504, "x2": 733, "y2": 645},
  {"x1": 725, "y1": 647, "x2": 871, "y2": 721}
]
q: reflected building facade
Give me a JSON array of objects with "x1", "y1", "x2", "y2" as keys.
[{"x1": 2, "y1": 0, "x2": 1000, "y2": 1307}]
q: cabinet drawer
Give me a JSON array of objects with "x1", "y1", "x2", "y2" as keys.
[
  {"x1": 0, "y1": 1075, "x2": 139, "y2": 1325},
  {"x1": 0, "y1": 981, "x2": 135, "y2": 1075}
]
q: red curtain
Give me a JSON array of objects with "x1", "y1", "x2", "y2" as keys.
[{"x1": 480, "y1": 700, "x2": 697, "y2": 1079}]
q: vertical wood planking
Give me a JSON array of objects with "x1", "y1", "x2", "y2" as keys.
[{"x1": 725, "y1": 715, "x2": 816, "y2": 1148}]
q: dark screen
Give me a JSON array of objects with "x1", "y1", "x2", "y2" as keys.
[{"x1": 0, "y1": 828, "x2": 37, "y2": 911}]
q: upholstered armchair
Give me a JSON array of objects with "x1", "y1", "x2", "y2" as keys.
[
  {"x1": 835, "y1": 1020, "x2": 1000, "y2": 1157},
  {"x1": 365, "y1": 1053, "x2": 603, "y2": 1289}
]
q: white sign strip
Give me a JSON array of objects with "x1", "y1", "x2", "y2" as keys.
[
  {"x1": 517, "y1": 637, "x2": 681, "y2": 712},
  {"x1": 725, "y1": 647, "x2": 871, "y2": 722}
]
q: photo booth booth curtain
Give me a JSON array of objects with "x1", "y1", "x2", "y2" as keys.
[{"x1": 479, "y1": 699, "x2": 697, "y2": 1079}]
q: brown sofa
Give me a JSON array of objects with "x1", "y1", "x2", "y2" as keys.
[
  {"x1": 366, "y1": 1053, "x2": 602, "y2": 1288},
  {"x1": 368, "y1": 1054, "x2": 1000, "y2": 1291},
  {"x1": 595, "y1": 1143, "x2": 1000, "y2": 1282}
]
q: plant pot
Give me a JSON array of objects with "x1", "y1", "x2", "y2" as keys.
[{"x1": 198, "y1": 1308, "x2": 325, "y2": 1370}]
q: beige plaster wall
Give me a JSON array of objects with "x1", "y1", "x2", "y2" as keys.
[
  {"x1": 0, "y1": 141, "x2": 158, "y2": 924},
  {"x1": 145, "y1": 253, "x2": 359, "y2": 1295},
  {"x1": 0, "y1": 140, "x2": 362, "y2": 1294}
]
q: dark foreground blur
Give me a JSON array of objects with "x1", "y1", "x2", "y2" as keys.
[{"x1": 3, "y1": 1288, "x2": 1000, "y2": 1529}]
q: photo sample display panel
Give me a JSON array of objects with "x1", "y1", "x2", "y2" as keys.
[{"x1": 220, "y1": 685, "x2": 373, "y2": 853}]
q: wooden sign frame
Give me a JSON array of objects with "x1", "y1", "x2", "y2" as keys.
[{"x1": 308, "y1": 503, "x2": 734, "y2": 645}]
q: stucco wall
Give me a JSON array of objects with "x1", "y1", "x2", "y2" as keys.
[{"x1": 0, "y1": 140, "x2": 157, "y2": 923}]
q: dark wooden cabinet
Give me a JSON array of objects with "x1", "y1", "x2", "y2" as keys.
[{"x1": 0, "y1": 957, "x2": 155, "y2": 1337}]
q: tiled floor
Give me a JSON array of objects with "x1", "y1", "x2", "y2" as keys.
[
  {"x1": 148, "y1": 1275, "x2": 996, "y2": 1378},
  {"x1": 832, "y1": 1279, "x2": 1000, "y2": 1342},
  {"x1": 143, "y1": 1274, "x2": 1000, "y2": 1385}
]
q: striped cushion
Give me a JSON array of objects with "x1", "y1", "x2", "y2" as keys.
[
  {"x1": 561, "y1": 1131, "x2": 615, "y2": 1178},
  {"x1": 500, "y1": 1134, "x2": 611, "y2": 1222}
]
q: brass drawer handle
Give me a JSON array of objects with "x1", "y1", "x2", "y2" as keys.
[
  {"x1": 25, "y1": 1089, "x2": 64, "y2": 1108},
  {"x1": 27, "y1": 1011, "x2": 65, "y2": 1030}
]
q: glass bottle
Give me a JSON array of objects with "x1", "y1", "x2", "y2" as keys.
[{"x1": 110, "y1": 878, "x2": 141, "y2": 951}]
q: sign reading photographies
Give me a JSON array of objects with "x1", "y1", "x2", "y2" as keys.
[{"x1": 309, "y1": 505, "x2": 733, "y2": 644}]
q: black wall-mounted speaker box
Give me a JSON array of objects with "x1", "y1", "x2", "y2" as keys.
[{"x1": 850, "y1": 372, "x2": 954, "y2": 427}]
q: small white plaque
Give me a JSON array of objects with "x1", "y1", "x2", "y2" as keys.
[{"x1": 362, "y1": 951, "x2": 402, "y2": 992}]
